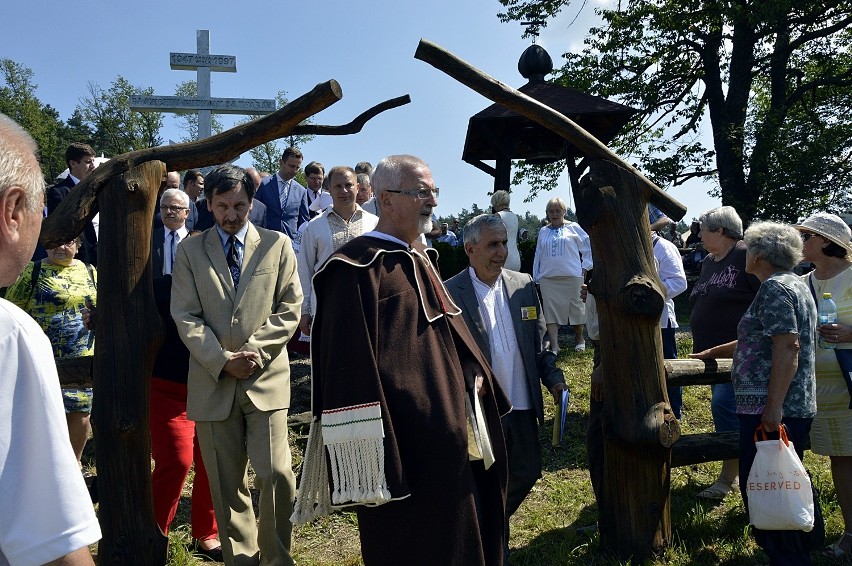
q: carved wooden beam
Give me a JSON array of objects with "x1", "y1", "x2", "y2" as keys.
[
  {"x1": 414, "y1": 39, "x2": 687, "y2": 221},
  {"x1": 293, "y1": 94, "x2": 411, "y2": 135},
  {"x1": 41, "y1": 80, "x2": 343, "y2": 249}
]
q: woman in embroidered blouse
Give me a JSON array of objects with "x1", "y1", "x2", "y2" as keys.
[
  {"x1": 533, "y1": 197, "x2": 592, "y2": 355},
  {"x1": 693, "y1": 221, "x2": 818, "y2": 565},
  {"x1": 796, "y1": 212, "x2": 852, "y2": 558}
]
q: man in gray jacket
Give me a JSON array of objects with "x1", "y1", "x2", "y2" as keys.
[{"x1": 444, "y1": 213, "x2": 567, "y2": 563}]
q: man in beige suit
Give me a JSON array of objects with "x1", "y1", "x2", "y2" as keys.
[{"x1": 171, "y1": 164, "x2": 302, "y2": 566}]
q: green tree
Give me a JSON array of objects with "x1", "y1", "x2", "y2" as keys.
[
  {"x1": 64, "y1": 109, "x2": 95, "y2": 148},
  {"x1": 76, "y1": 76, "x2": 163, "y2": 156},
  {"x1": 0, "y1": 59, "x2": 71, "y2": 180},
  {"x1": 498, "y1": 0, "x2": 852, "y2": 223},
  {"x1": 750, "y1": 57, "x2": 852, "y2": 221},
  {"x1": 244, "y1": 91, "x2": 315, "y2": 173},
  {"x1": 172, "y1": 80, "x2": 225, "y2": 142}
]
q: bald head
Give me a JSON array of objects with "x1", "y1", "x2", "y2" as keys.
[
  {"x1": 166, "y1": 171, "x2": 181, "y2": 189},
  {"x1": 0, "y1": 112, "x2": 46, "y2": 285},
  {"x1": 245, "y1": 167, "x2": 263, "y2": 194}
]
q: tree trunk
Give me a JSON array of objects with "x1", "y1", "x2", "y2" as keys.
[
  {"x1": 93, "y1": 161, "x2": 167, "y2": 565},
  {"x1": 578, "y1": 159, "x2": 680, "y2": 562}
]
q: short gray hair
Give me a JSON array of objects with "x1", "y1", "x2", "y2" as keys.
[
  {"x1": 464, "y1": 214, "x2": 506, "y2": 245},
  {"x1": 356, "y1": 173, "x2": 371, "y2": 187},
  {"x1": 371, "y1": 155, "x2": 428, "y2": 195},
  {"x1": 160, "y1": 188, "x2": 190, "y2": 208},
  {"x1": 699, "y1": 206, "x2": 743, "y2": 240},
  {"x1": 744, "y1": 221, "x2": 802, "y2": 271},
  {"x1": 491, "y1": 190, "x2": 510, "y2": 210},
  {"x1": 0, "y1": 113, "x2": 45, "y2": 213}
]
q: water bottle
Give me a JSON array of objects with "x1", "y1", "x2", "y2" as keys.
[{"x1": 819, "y1": 292, "x2": 838, "y2": 349}]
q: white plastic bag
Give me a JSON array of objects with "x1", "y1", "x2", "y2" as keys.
[{"x1": 746, "y1": 424, "x2": 815, "y2": 532}]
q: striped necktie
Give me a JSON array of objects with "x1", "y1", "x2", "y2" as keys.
[{"x1": 280, "y1": 179, "x2": 290, "y2": 231}]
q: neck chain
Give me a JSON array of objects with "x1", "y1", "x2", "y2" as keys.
[{"x1": 810, "y1": 264, "x2": 849, "y2": 298}]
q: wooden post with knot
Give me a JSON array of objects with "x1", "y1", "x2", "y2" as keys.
[
  {"x1": 578, "y1": 161, "x2": 681, "y2": 559},
  {"x1": 414, "y1": 38, "x2": 687, "y2": 561}
]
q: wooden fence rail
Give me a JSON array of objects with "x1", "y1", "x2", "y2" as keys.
[{"x1": 663, "y1": 358, "x2": 811, "y2": 467}]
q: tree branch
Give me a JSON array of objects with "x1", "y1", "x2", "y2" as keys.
[
  {"x1": 788, "y1": 69, "x2": 852, "y2": 106},
  {"x1": 673, "y1": 168, "x2": 717, "y2": 186},
  {"x1": 789, "y1": 13, "x2": 852, "y2": 52},
  {"x1": 291, "y1": 94, "x2": 411, "y2": 135}
]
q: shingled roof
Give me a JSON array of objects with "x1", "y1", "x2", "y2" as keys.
[{"x1": 462, "y1": 44, "x2": 637, "y2": 165}]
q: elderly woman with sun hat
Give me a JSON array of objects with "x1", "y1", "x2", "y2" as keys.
[{"x1": 796, "y1": 212, "x2": 852, "y2": 558}]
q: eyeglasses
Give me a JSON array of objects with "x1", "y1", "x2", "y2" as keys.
[
  {"x1": 801, "y1": 232, "x2": 818, "y2": 241},
  {"x1": 160, "y1": 205, "x2": 188, "y2": 213},
  {"x1": 385, "y1": 187, "x2": 439, "y2": 200}
]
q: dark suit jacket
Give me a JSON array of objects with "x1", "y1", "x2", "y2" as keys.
[
  {"x1": 254, "y1": 175, "x2": 308, "y2": 238},
  {"x1": 151, "y1": 225, "x2": 192, "y2": 276},
  {"x1": 152, "y1": 226, "x2": 166, "y2": 277},
  {"x1": 194, "y1": 198, "x2": 267, "y2": 232},
  {"x1": 45, "y1": 176, "x2": 98, "y2": 266},
  {"x1": 444, "y1": 267, "x2": 562, "y2": 423}
]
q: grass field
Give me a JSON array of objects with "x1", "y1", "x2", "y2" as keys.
[{"x1": 152, "y1": 330, "x2": 846, "y2": 565}]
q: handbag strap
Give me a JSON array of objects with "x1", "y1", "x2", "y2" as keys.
[
  {"x1": 832, "y1": 349, "x2": 852, "y2": 409},
  {"x1": 753, "y1": 423, "x2": 790, "y2": 446}
]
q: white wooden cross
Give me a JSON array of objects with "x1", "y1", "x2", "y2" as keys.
[{"x1": 130, "y1": 30, "x2": 275, "y2": 140}]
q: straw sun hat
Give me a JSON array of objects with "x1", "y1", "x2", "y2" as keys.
[{"x1": 794, "y1": 212, "x2": 852, "y2": 252}]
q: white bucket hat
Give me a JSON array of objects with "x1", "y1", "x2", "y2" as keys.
[{"x1": 794, "y1": 212, "x2": 852, "y2": 252}]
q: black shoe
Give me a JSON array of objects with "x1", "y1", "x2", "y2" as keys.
[{"x1": 195, "y1": 546, "x2": 223, "y2": 563}]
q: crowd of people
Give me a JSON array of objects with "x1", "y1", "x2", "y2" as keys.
[
  {"x1": 689, "y1": 208, "x2": 852, "y2": 563},
  {"x1": 1, "y1": 107, "x2": 851, "y2": 566}
]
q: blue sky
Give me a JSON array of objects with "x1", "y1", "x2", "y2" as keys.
[{"x1": 4, "y1": 0, "x2": 719, "y2": 223}]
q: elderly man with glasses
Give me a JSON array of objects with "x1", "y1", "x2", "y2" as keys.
[{"x1": 293, "y1": 155, "x2": 510, "y2": 566}]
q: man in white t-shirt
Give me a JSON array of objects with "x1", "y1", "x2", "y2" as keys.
[{"x1": 0, "y1": 112, "x2": 101, "y2": 565}]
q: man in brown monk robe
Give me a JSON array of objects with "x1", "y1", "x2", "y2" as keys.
[{"x1": 293, "y1": 154, "x2": 509, "y2": 566}]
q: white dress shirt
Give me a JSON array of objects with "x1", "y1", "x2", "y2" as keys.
[
  {"x1": 163, "y1": 226, "x2": 189, "y2": 275},
  {"x1": 469, "y1": 268, "x2": 531, "y2": 410}
]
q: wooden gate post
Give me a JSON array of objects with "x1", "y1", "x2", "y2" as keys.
[
  {"x1": 93, "y1": 160, "x2": 167, "y2": 564},
  {"x1": 578, "y1": 160, "x2": 681, "y2": 561}
]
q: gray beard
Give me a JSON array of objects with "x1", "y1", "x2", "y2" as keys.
[{"x1": 418, "y1": 216, "x2": 433, "y2": 234}]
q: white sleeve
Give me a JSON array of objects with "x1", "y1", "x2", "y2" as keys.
[
  {"x1": 573, "y1": 224, "x2": 593, "y2": 270},
  {"x1": 0, "y1": 302, "x2": 101, "y2": 566},
  {"x1": 655, "y1": 239, "x2": 687, "y2": 299},
  {"x1": 297, "y1": 223, "x2": 317, "y2": 316},
  {"x1": 533, "y1": 228, "x2": 545, "y2": 282}
]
